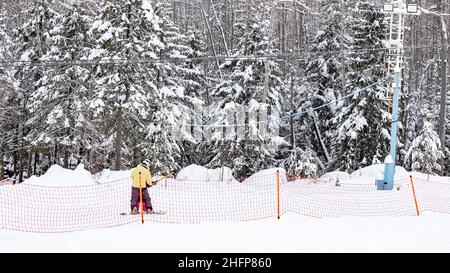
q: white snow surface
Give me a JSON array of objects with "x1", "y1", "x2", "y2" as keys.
[
  {"x1": 176, "y1": 164, "x2": 237, "y2": 183},
  {"x1": 322, "y1": 164, "x2": 410, "y2": 183},
  {"x1": 409, "y1": 171, "x2": 450, "y2": 184},
  {"x1": 350, "y1": 164, "x2": 409, "y2": 180},
  {"x1": 320, "y1": 171, "x2": 351, "y2": 181},
  {"x1": 24, "y1": 164, "x2": 96, "y2": 186},
  {"x1": 245, "y1": 168, "x2": 288, "y2": 185},
  {"x1": 1, "y1": 212, "x2": 450, "y2": 252},
  {"x1": 23, "y1": 164, "x2": 131, "y2": 186}
]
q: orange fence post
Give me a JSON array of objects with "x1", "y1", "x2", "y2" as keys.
[
  {"x1": 410, "y1": 176, "x2": 420, "y2": 216},
  {"x1": 276, "y1": 170, "x2": 280, "y2": 220},
  {"x1": 139, "y1": 172, "x2": 144, "y2": 224}
]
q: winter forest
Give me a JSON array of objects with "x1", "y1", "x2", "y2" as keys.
[{"x1": 0, "y1": 0, "x2": 449, "y2": 182}]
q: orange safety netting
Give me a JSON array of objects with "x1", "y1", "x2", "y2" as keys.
[{"x1": 0, "y1": 172, "x2": 449, "y2": 233}]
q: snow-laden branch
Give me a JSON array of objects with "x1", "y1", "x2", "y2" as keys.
[{"x1": 419, "y1": 6, "x2": 450, "y2": 17}]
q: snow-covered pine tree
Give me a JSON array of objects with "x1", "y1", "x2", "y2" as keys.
[
  {"x1": 0, "y1": 11, "x2": 14, "y2": 178},
  {"x1": 278, "y1": 70, "x2": 324, "y2": 178},
  {"x1": 27, "y1": 3, "x2": 96, "y2": 169},
  {"x1": 332, "y1": 1, "x2": 390, "y2": 172},
  {"x1": 280, "y1": 147, "x2": 319, "y2": 178},
  {"x1": 88, "y1": 0, "x2": 194, "y2": 174},
  {"x1": 404, "y1": 66, "x2": 446, "y2": 175},
  {"x1": 179, "y1": 28, "x2": 210, "y2": 167},
  {"x1": 88, "y1": 0, "x2": 173, "y2": 171},
  {"x1": 402, "y1": 59, "x2": 438, "y2": 169},
  {"x1": 421, "y1": 62, "x2": 443, "y2": 173},
  {"x1": 208, "y1": 2, "x2": 284, "y2": 177},
  {"x1": 304, "y1": 0, "x2": 353, "y2": 168},
  {"x1": 138, "y1": 1, "x2": 202, "y2": 174},
  {"x1": 12, "y1": 0, "x2": 58, "y2": 181},
  {"x1": 405, "y1": 120, "x2": 444, "y2": 175},
  {"x1": 403, "y1": 77, "x2": 420, "y2": 163}
]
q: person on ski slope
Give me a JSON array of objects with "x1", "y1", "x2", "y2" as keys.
[{"x1": 130, "y1": 159, "x2": 153, "y2": 215}]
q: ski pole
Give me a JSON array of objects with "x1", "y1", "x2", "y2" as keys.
[{"x1": 153, "y1": 172, "x2": 174, "y2": 185}]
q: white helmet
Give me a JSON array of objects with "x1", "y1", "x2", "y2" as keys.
[{"x1": 142, "y1": 159, "x2": 151, "y2": 170}]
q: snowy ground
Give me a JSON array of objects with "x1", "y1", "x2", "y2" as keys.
[{"x1": 1, "y1": 212, "x2": 450, "y2": 253}]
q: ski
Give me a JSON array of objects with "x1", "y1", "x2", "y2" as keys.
[
  {"x1": 147, "y1": 210, "x2": 166, "y2": 215},
  {"x1": 120, "y1": 211, "x2": 166, "y2": 216}
]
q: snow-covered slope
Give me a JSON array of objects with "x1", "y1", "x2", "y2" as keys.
[
  {"x1": 93, "y1": 168, "x2": 130, "y2": 184},
  {"x1": 350, "y1": 164, "x2": 409, "y2": 180},
  {"x1": 2, "y1": 212, "x2": 450, "y2": 252},
  {"x1": 23, "y1": 164, "x2": 134, "y2": 187},
  {"x1": 320, "y1": 171, "x2": 351, "y2": 181},
  {"x1": 176, "y1": 164, "x2": 237, "y2": 182},
  {"x1": 409, "y1": 172, "x2": 450, "y2": 184},
  {"x1": 24, "y1": 164, "x2": 96, "y2": 186},
  {"x1": 244, "y1": 168, "x2": 288, "y2": 185},
  {"x1": 321, "y1": 164, "x2": 410, "y2": 183}
]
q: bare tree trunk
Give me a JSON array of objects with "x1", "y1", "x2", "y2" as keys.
[
  {"x1": 133, "y1": 146, "x2": 139, "y2": 167},
  {"x1": 13, "y1": 151, "x2": 17, "y2": 178},
  {"x1": 47, "y1": 152, "x2": 51, "y2": 172},
  {"x1": 172, "y1": 0, "x2": 177, "y2": 25},
  {"x1": 0, "y1": 157, "x2": 4, "y2": 180},
  {"x1": 114, "y1": 107, "x2": 123, "y2": 171},
  {"x1": 208, "y1": 0, "x2": 229, "y2": 56},
  {"x1": 312, "y1": 111, "x2": 330, "y2": 163},
  {"x1": 290, "y1": 74, "x2": 295, "y2": 148},
  {"x1": 244, "y1": 0, "x2": 251, "y2": 54},
  {"x1": 185, "y1": 2, "x2": 189, "y2": 33},
  {"x1": 293, "y1": 0, "x2": 301, "y2": 51},
  {"x1": 78, "y1": 148, "x2": 83, "y2": 165},
  {"x1": 34, "y1": 152, "x2": 39, "y2": 175},
  {"x1": 447, "y1": 5, "x2": 450, "y2": 175},
  {"x1": 18, "y1": 102, "x2": 25, "y2": 183},
  {"x1": 27, "y1": 150, "x2": 32, "y2": 178},
  {"x1": 220, "y1": 145, "x2": 229, "y2": 182},
  {"x1": 54, "y1": 142, "x2": 58, "y2": 165},
  {"x1": 230, "y1": 0, "x2": 235, "y2": 52},
  {"x1": 438, "y1": 11, "x2": 448, "y2": 175},
  {"x1": 404, "y1": 14, "x2": 420, "y2": 150},
  {"x1": 18, "y1": 150, "x2": 24, "y2": 183},
  {"x1": 223, "y1": 0, "x2": 228, "y2": 45},
  {"x1": 200, "y1": 3, "x2": 222, "y2": 79},
  {"x1": 340, "y1": 0, "x2": 346, "y2": 101},
  {"x1": 64, "y1": 148, "x2": 69, "y2": 169},
  {"x1": 282, "y1": 2, "x2": 288, "y2": 73},
  {"x1": 262, "y1": 3, "x2": 274, "y2": 103}
]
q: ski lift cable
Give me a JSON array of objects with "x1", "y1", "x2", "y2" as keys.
[
  {"x1": 0, "y1": 45, "x2": 439, "y2": 68},
  {"x1": 182, "y1": 78, "x2": 387, "y2": 128}
]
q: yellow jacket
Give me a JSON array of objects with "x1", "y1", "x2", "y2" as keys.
[{"x1": 130, "y1": 165, "x2": 152, "y2": 189}]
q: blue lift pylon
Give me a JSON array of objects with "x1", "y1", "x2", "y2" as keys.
[{"x1": 377, "y1": 65, "x2": 400, "y2": 191}]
